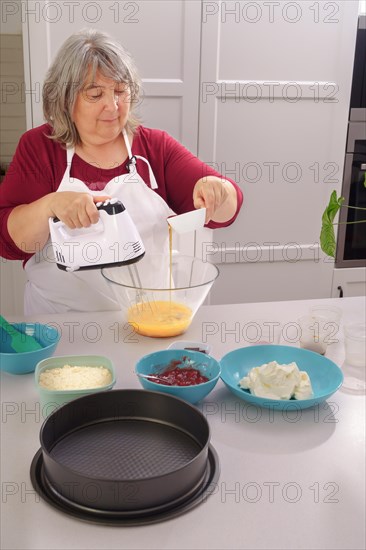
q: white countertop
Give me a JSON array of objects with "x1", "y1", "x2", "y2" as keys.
[{"x1": 1, "y1": 296, "x2": 365, "y2": 550}]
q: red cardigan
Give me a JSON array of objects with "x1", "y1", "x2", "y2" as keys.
[{"x1": 0, "y1": 124, "x2": 243, "y2": 262}]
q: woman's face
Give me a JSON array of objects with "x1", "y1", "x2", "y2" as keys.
[{"x1": 73, "y1": 71, "x2": 131, "y2": 146}]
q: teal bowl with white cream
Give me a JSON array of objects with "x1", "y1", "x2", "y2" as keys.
[{"x1": 220, "y1": 345, "x2": 343, "y2": 410}]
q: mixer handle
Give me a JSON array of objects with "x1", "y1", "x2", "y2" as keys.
[
  {"x1": 51, "y1": 198, "x2": 125, "y2": 224},
  {"x1": 50, "y1": 218, "x2": 104, "y2": 239},
  {"x1": 50, "y1": 199, "x2": 127, "y2": 239}
]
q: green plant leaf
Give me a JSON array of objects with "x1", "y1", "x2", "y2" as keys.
[
  {"x1": 320, "y1": 190, "x2": 344, "y2": 258},
  {"x1": 364, "y1": 171, "x2": 366, "y2": 188}
]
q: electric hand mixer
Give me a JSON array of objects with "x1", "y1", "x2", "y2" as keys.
[
  {"x1": 49, "y1": 199, "x2": 208, "y2": 321},
  {"x1": 48, "y1": 198, "x2": 145, "y2": 272}
]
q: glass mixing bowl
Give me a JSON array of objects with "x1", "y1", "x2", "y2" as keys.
[{"x1": 102, "y1": 254, "x2": 219, "y2": 338}]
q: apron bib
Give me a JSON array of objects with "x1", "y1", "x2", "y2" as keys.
[{"x1": 24, "y1": 129, "x2": 175, "y2": 314}]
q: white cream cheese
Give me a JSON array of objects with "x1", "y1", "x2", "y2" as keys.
[
  {"x1": 293, "y1": 371, "x2": 313, "y2": 400},
  {"x1": 239, "y1": 360, "x2": 313, "y2": 400}
]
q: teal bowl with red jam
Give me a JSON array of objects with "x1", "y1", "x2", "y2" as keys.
[{"x1": 135, "y1": 349, "x2": 221, "y2": 404}]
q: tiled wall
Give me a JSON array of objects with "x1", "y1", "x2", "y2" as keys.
[{"x1": 0, "y1": 33, "x2": 26, "y2": 170}]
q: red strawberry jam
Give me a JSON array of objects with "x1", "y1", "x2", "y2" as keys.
[{"x1": 148, "y1": 359, "x2": 209, "y2": 386}]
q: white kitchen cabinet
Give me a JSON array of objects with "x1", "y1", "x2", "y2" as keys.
[
  {"x1": 198, "y1": 0, "x2": 360, "y2": 304},
  {"x1": 0, "y1": 259, "x2": 27, "y2": 316},
  {"x1": 1, "y1": 0, "x2": 202, "y2": 315},
  {"x1": 332, "y1": 267, "x2": 366, "y2": 297},
  {"x1": 21, "y1": 0, "x2": 202, "y2": 259},
  {"x1": 22, "y1": 0, "x2": 201, "y2": 152}
]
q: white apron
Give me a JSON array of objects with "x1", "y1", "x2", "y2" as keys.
[{"x1": 24, "y1": 129, "x2": 175, "y2": 314}]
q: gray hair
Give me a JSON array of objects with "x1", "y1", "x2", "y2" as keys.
[{"x1": 43, "y1": 28, "x2": 141, "y2": 146}]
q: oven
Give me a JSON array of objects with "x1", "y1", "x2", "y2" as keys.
[
  {"x1": 349, "y1": 14, "x2": 366, "y2": 121},
  {"x1": 335, "y1": 15, "x2": 366, "y2": 269}
]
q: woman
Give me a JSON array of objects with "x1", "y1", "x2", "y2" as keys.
[{"x1": 0, "y1": 29, "x2": 243, "y2": 314}]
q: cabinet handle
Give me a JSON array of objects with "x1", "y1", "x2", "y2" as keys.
[{"x1": 337, "y1": 285, "x2": 344, "y2": 298}]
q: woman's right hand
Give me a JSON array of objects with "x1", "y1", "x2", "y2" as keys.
[
  {"x1": 49, "y1": 192, "x2": 111, "y2": 229},
  {"x1": 7, "y1": 191, "x2": 111, "y2": 254}
]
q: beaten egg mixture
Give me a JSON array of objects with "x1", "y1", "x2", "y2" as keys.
[{"x1": 127, "y1": 300, "x2": 192, "y2": 337}]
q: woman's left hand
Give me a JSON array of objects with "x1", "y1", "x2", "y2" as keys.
[{"x1": 193, "y1": 177, "x2": 237, "y2": 223}]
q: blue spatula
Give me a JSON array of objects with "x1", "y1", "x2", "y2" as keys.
[{"x1": 0, "y1": 315, "x2": 42, "y2": 352}]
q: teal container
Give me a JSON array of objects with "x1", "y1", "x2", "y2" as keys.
[
  {"x1": 35, "y1": 355, "x2": 116, "y2": 417},
  {"x1": 0, "y1": 323, "x2": 60, "y2": 375},
  {"x1": 135, "y1": 349, "x2": 221, "y2": 404},
  {"x1": 220, "y1": 345, "x2": 344, "y2": 410}
]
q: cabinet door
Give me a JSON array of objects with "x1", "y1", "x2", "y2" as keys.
[
  {"x1": 332, "y1": 268, "x2": 366, "y2": 297},
  {"x1": 23, "y1": 0, "x2": 201, "y2": 150},
  {"x1": 0, "y1": 260, "x2": 27, "y2": 316},
  {"x1": 22, "y1": 0, "x2": 202, "y2": 255},
  {"x1": 198, "y1": 0, "x2": 359, "y2": 304}
]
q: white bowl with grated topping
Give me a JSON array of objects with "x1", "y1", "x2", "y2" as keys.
[{"x1": 35, "y1": 355, "x2": 116, "y2": 417}]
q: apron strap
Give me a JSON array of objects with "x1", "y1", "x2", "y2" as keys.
[
  {"x1": 134, "y1": 155, "x2": 158, "y2": 190},
  {"x1": 65, "y1": 132, "x2": 158, "y2": 190},
  {"x1": 61, "y1": 147, "x2": 75, "y2": 181},
  {"x1": 122, "y1": 128, "x2": 158, "y2": 190},
  {"x1": 66, "y1": 147, "x2": 74, "y2": 173},
  {"x1": 122, "y1": 128, "x2": 133, "y2": 158}
]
